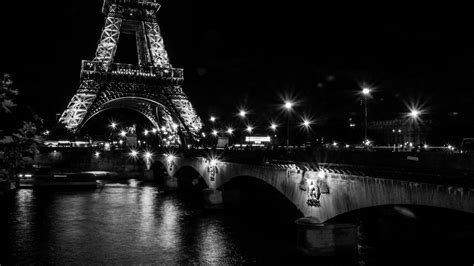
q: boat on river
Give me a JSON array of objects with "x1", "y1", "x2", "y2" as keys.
[{"x1": 18, "y1": 172, "x2": 103, "y2": 188}]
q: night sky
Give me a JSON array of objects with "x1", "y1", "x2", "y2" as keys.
[{"x1": 2, "y1": 1, "x2": 474, "y2": 141}]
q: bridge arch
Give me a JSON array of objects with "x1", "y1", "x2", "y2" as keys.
[
  {"x1": 219, "y1": 175, "x2": 304, "y2": 223},
  {"x1": 174, "y1": 165, "x2": 208, "y2": 191}
]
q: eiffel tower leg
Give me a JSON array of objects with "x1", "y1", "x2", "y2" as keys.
[
  {"x1": 94, "y1": 6, "x2": 124, "y2": 65},
  {"x1": 136, "y1": 22, "x2": 152, "y2": 66},
  {"x1": 143, "y1": 20, "x2": 170, "y2": 68}
]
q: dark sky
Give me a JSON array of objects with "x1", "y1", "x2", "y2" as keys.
[{"x1": 1, "y1": 1, "x2": 474, "y2": 136}]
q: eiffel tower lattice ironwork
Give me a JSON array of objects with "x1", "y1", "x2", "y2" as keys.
[{"x1": 59, "y1": 0, "x2": 202, "y2": 145}]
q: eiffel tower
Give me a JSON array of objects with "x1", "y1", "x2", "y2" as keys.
[{"x1": 59, "y1": 0, "x2": 202, "y2": 145}]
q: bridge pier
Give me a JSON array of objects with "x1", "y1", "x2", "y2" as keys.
[
  {"x1": 163, "y1": 175, "x2": 178, "y2": 190},
  {"x1": 201, "y1": 188, "x2": 223, "y2": 209},
  {"x1": 295, "y1": 217, "x2": 358, "y2": 257}
]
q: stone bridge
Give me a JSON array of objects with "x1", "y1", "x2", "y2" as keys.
[
  {"x1": 151, "y1": 153, "x2": 474, "y2": 255},
  {"x1": 154, "y1": 155, "x2": 474, "y2": 223}
]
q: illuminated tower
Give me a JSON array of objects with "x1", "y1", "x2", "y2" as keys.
[{"x1": 59, "y1": 0, "x2": 202, "y2": 145}]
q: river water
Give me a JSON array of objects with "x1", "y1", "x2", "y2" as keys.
[{"x1": 1, "y1": 180, "x2": 473, "y2": 265}]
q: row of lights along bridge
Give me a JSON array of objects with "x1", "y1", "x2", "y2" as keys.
[{"x1": 103, "y1": 87, "x2": 425, "y2": 148}]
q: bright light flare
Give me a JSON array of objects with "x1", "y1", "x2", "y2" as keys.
[
  {"x1": 94, "y1": 151, "x2": 100, "y2": 158},
  {"x1": 284, "y1": 101, "x2": 293, "y2": 110},
  {"x1": 143, "y1": 129, "x2": 149, "y2": 136},
  {"x1": 362, "y1": 88, "x2": 371, "y2": 95},
  {"x1": 210, "y1": 158, "x2": 219, "y2": 167},
  {"x1": 119, "y1": 130, "x2": 126, "y2": 137},
  {"x1": 210, "y1": 116, "x2": 216, "y2": 122},
  {"x1": 110, "y1": 122, "x2": 117, "y2": 129},
  {"x1": 270, "y1": 123, "x2": 277, "y2": 130},
  {"x1": 165, "y1": 153, "x2": 175, "y2": 163},
  {"x1": 302, "y1": 119, "x2": 311, "y2": 127},
  {"x1": 239, "y1": 110, "x2": 247, "y2": 117},
  {"x1": 144, "y1": 151, "x2": 153, "y2": 160},
  {"x1": 246, "y1": 126, "x2": 253, "y2": 133},
  {"x1": 317, "y1": 170, "x2": 326, "y2": 179},
  {"x1": 226, "y1": 128, "x2": 234, "y2": 135},
  {"x1": 408, "y1": 109, "x2": 421, "y2": 119},
  {"x1": 211, "y1": 130, "x2": 218, "y2": 136},
  {"x1": 129, "y1": 149, "x2": 139, "y2": 158}
]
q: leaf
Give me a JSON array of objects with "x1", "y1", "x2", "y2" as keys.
[
  {"x1": 1, "y1": 99, "x2": 16, "y2": 113},
  {"x1": 0, "y1": 136, "x2": 14, "y2": 144}
]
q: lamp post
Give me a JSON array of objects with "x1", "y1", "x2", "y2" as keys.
[
  {"x1": 270, "y1": 123, "x2": 277, "y2": 146},
  {"x1": 109, "y1": 122, "x2": 118, "y2": 147},
  {"x1": 408, "y1": 108, "x2": 421, "y2": 146},
  {"x1": 238, "y1": 109, "x2": 247, "y2": 149},
  {"x1": 361, "y1": 88, "x2": 371, "y2": 143},
  {"x1": 284, "y1": 101, "x2": 293, "y2": 148}
]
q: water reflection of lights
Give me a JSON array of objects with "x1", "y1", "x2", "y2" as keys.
[
  {"x1": 129, "y1": 179, "x2": 139, "y2": 187},
  {"x1": 198, "y1": 221, "x2": 227, "y2": 263},
  {"x1": 156, "y1": 200, "x2": 180, "y2": 250}
]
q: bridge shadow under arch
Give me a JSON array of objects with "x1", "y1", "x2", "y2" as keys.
[
  {"x1": 151, "y1": 161, "x2": 168, "y2": 184},
  {"x1": 219, "y1": 176, "x2": 304, "y2": 227},
  {"x1": 327, "y1": 204, "x2": 474, "y2": 264},
  {"x1": 175, "y1": 166, "x2": 208, "y2": 191}
]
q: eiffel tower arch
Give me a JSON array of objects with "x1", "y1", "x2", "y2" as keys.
[{"x1": 59, "y1": 0, "x2": 202, "y2": 145}]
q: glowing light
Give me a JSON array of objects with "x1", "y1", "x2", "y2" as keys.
[
  {"x1": 362, "y1": 88, "x2": 371, "y2": 95},
  {"x1": 129, "y1": 149, "x2": 139, "y2": 158},
  {"x1": 120, "y1": 130, "x2": 126, "y2": 137},
  {"x1": 332, "y1": 141, "x2": 338, "y2": 147},
  {"x1": 144, "y1": 129, "x2": 149, "y2": 136},
  {"x1": 211, "y1": 130, "x2": 218, "y2": 136},
  {"x1": 201, "y1": 132, "x2": 206, "y2": 137},
  {"x1": 409, "y1": 109, "x2": 420, "y2": 119},
  {"x1": 246, "y1": 126, "x2": 253, "y2": 133},
  {"x1": 210, "y1": 116, "x2": 216, "y2": 122},
  {"x1": 119, "y1": 140, "x2": 123, "y2": 144},
  {"x1": 172, "y1": 123, "x2": 178, "y2": 130},
  {"x1": 284, "y1": 101, "x2": 293, "y2": 110},
  {"x1": 161, "y1": 126, "x2": 166, "y2": 131},
  {"x1": 239, "y1": 110, "x2": 247, "y2": 117},
  {"x1": 317, "y1": 171, "x2": 326, "y2": 179},
  {"x1": 152, "y1": 128, "x2": 157, "y2": 134},
  {"x1": 110, "y1": 122, "x2": 117, "y2": 129},
  {"x1": 345, "y1": 144, "x2": 350, "y2": 148},
  {"x1": 94, "y1": 151, "x2": 100, "y2": 158},
  {"x1": 270, "y1": 123, "x2": 277, "y2": 130},
  {"x1": 210, "y1": 158, "x2": 219, "y2": 167},
  {"x1": 43, "y1": 130, "x2": 50, "y2": 136},
  {"x1": 302, "y1": 119, "x2": 311, "y2": 127},
  {"x1": 144, "y1": 151, "x2": 152, "y2": 159},
  {"x1": 226, "y1": 128, "x2": 234, "y2": 135},
  {"x1": 423, "y1": 144, "x2": 428, "y2": 149}
]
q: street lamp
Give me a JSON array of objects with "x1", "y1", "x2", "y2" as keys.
[
  {"x1": 407, "y1": 108, "x2": 422, "y2": 146},
  {"x1": 239, "y1": 110, "x2": 247, "y2": 118},
  {"x1": 270, "y1": 123, "x2": 277, "y2": 131},
  {"x1": 302, "y1": 119, "x2": 311, "y2": 128},
  {"x1": 110, "y1": 122, "x2": 117, "y2": 129},
  {"x1": 246, "y1": 125, "x2": 253, "y2": 134},
  {"x1": 211, "y1": 129, "x2": 218, "y2": 136},
  {"x1": 226, "y1": 128, "x2": 234, "y2": 135},
  {"x1": 409, "y1": 109, "x2": 420, "y2": 119},
  {"x1": 210, "y1": 116, "x2": 216, "y2": 123},
  {"x1": 361, "y1": 87, "x2": 371, "y2": 143},
  {"x1": 284, "y1": 101, "x2": 293, "y2": 148}
]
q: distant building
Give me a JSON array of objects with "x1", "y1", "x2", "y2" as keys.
[{"x1": 368, "y1": 119, "x2": 435, "y2": 146}]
